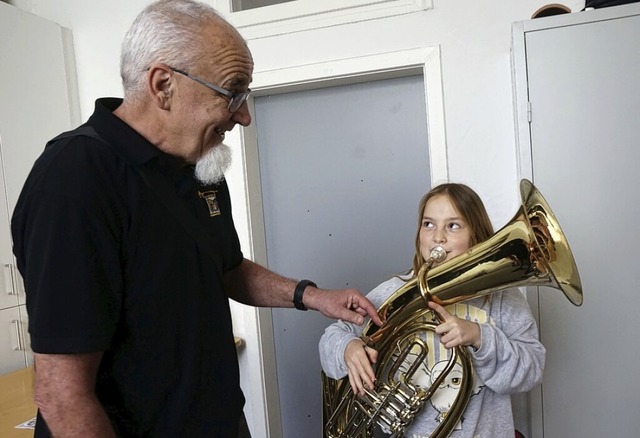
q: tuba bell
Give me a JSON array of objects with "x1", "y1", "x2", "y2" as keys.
[{"x1": 322, "y1": 179, "x2": 583, "y2": 438}]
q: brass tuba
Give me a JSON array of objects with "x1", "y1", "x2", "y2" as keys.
[{"x1": 322, "y1": 179, "x2": 583, "y2": 438}]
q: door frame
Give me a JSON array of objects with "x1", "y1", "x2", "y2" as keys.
[
  {"x1": 233, "y1": 46, "x2": 448, "y2": 437},
  {"x1": 213, "y1": 0, "x2": 433, "y2": 39}
]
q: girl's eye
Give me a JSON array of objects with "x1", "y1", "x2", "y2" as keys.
[
  {"x1": 422, "y1": 221, "x2": 434, "y2": 228},
  {"x1": 448, "y1": 222, "x2": 461, "y2": 230}
]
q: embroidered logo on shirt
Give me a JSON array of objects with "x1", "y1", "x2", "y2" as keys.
[{"x1": 198, "y1": 190, "x2": 220, "y2": 217}]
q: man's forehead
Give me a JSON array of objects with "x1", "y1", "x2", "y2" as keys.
[{"x1": 194, "y1": 21, "x2": 253, "y2": 82}]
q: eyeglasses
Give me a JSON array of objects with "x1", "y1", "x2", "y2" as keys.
[{"x1": 170, "y1": 67, "x2": 251, "y2": 113}]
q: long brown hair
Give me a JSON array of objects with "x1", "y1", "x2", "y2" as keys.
[{"x1": 411, "y1": 183, "x2": 494, "y2": 274}]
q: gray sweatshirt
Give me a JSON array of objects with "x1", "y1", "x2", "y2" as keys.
[{"x1": 319, "y1": 276, "x2": 545, "y2": 438}]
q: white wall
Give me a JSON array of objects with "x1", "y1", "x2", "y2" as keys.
[
  {"x1": 6, "y1": 0, "x2": 585, "y2": 223},
  {"x1": 4, "y1": 0, "x2": 587, "y2": 434}
]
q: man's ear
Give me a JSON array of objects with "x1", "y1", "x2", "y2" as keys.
[{"x1": 146, "y1": 65, "x2": 174, "y2": 110}]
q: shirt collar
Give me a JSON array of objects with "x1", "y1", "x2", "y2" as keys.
[{"x1": 88, "y1": 97, "x2": 172, "y2": 167}]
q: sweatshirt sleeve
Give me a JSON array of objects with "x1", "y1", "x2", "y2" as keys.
[
  {"x1": 471, "y1": 288, "x2": 546, "y2": 394},
  {"x1": 319, "y1": 277, "x2": 405, "y2": 379}
]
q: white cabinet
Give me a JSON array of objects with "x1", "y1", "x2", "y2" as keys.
[
  {"x1": 0, "y1": 122, "x2": 30, "y2": 376},
  {"x1": 0, "y1": 2, "x2": 79, "y2": 375},
  {"x1": 512, "y1": 3, "x2": 640, "y2": 437},
  {"x1": 0, "y1": 305, "x2": 27, "y2": 374}
]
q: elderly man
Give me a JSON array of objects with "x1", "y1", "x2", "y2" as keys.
[{"x1": 11, "y1": 1, "x2": 381, "y2": 436}]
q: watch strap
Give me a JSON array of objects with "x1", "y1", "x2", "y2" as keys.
[{"x1": 293, "y1": 279, "x2": 316, "y2": 311}]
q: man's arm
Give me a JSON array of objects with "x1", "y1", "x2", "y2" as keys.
[
  {"x1": 224, "y1": 258, "x2": 383, "y2": 326},
  {"x1": 33, "y1": 352, "x2": 116, "y2": 437}
]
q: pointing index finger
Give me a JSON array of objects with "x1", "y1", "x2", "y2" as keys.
[
  {"x1": 359, "y1": 298, "x2": 383, "y2": 326},
  {"x1": 428, "y1": 300, "x2": 450, "y2": 321}
]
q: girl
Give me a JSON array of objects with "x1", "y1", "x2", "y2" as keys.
[{"x1": 319, "y1": 183, "x2": 545, "y2": 438}]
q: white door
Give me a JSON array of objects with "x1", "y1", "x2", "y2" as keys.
[{"x1": 514, "y1": 4, "x2": 640, "y2": 437}]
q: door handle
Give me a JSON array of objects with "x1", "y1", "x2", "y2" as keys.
[
  {"x1": 4, "y1": 263, "x2": 16, "y2": 295},
  {"x1": 12, "y1": 319, "x2": 25, "y2": 351}
]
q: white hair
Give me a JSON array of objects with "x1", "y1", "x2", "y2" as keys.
[
  {"x1": 120, "y1": 0, "x2": 224, "y2": 99},
  {"x1": 194, "y1": 143, "x2": 233, "y2": 185}
]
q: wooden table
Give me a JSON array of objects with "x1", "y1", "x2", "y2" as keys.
[{"x1": 0, "y1": 367, "x2": 36, "y2": 437}]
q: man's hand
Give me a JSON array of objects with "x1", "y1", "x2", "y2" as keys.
[{"x1": 304, "y1": 287, "x2": 383, "y2": 326}]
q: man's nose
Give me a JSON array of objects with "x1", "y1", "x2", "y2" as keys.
[{"x1": 232, "y1": 101, "x2": 252, "y2": 127}]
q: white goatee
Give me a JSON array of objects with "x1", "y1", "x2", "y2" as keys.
[{"x1": 194, "y1": 143, "x2": 232, "y2": 185}]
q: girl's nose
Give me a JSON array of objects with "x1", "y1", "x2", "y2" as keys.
[{"x1": 433, "y1": 230, "x2": 446, "y2": 243}]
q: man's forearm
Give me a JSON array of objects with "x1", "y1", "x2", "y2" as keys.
[
  {"x1": 34, "y1": 352, "x2": 115, "y2": 437},
  {"x1": 37, "y1": 395, "x2": 116, "y2": 437},
  {"x1": 224, "y1": 258, "x2": 383, "y2": 326},
  {"x1": 224, "y1": 258, "x2": 297, "y2": 307}
]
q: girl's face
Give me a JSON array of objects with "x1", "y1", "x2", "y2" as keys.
[{"x1": 419, "y1": 194, "x2": 472, "y2": 264}]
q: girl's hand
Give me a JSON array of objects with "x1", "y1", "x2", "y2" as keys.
[
  {"x1": 344, "y1": 339, "x2": 378, "y2": 395},
  {"x1": 428, "y1": 301, "x2": 481, "y2": 350}
]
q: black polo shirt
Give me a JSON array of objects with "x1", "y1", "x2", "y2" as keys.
[{"x1": 12, "y1": 98, "x2": 245, "y2": 437}]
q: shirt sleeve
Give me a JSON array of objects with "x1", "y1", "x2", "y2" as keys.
[
  {"x1": 471, "y1": 288, "x2": 546, "y2": 394},
  {"x1": 12, "y1": 138, "x2": 124, "y2": 354}
]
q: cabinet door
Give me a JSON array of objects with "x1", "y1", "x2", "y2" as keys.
[
  {"x1": 0, "y1": 2, "x2": 79, "y2": 373},
  {"x1": 0, "y1": 307, "x2": 28, "y2": 375},
  {"x1": 0, "y1": 156, "x2": 20, "y2": 311},
  {"x1": 0, "y1": 3, "x2": 79, "y2": 220},
  {"x1": 514, "y1": 4, "x2": 640, "y2": 437},
  {"x1": 0, "y1": 2, "x2": 78, "y2": 308}
]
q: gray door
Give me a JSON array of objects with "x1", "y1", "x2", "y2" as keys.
[
  {"x1": 254, "y1": 75, "x2": 430, "y2": 437},
  {"x1": 523, "y1": 8, "x2": 640, "y2": 437}
]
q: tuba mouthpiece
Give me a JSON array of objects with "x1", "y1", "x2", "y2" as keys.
[{"x1": 429, "y1": 246, "x2": 447, "y2": 263}]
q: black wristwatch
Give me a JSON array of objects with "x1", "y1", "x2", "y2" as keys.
[{"x1": 293, "y1": 279, "x2": 317, "y2": 311}]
